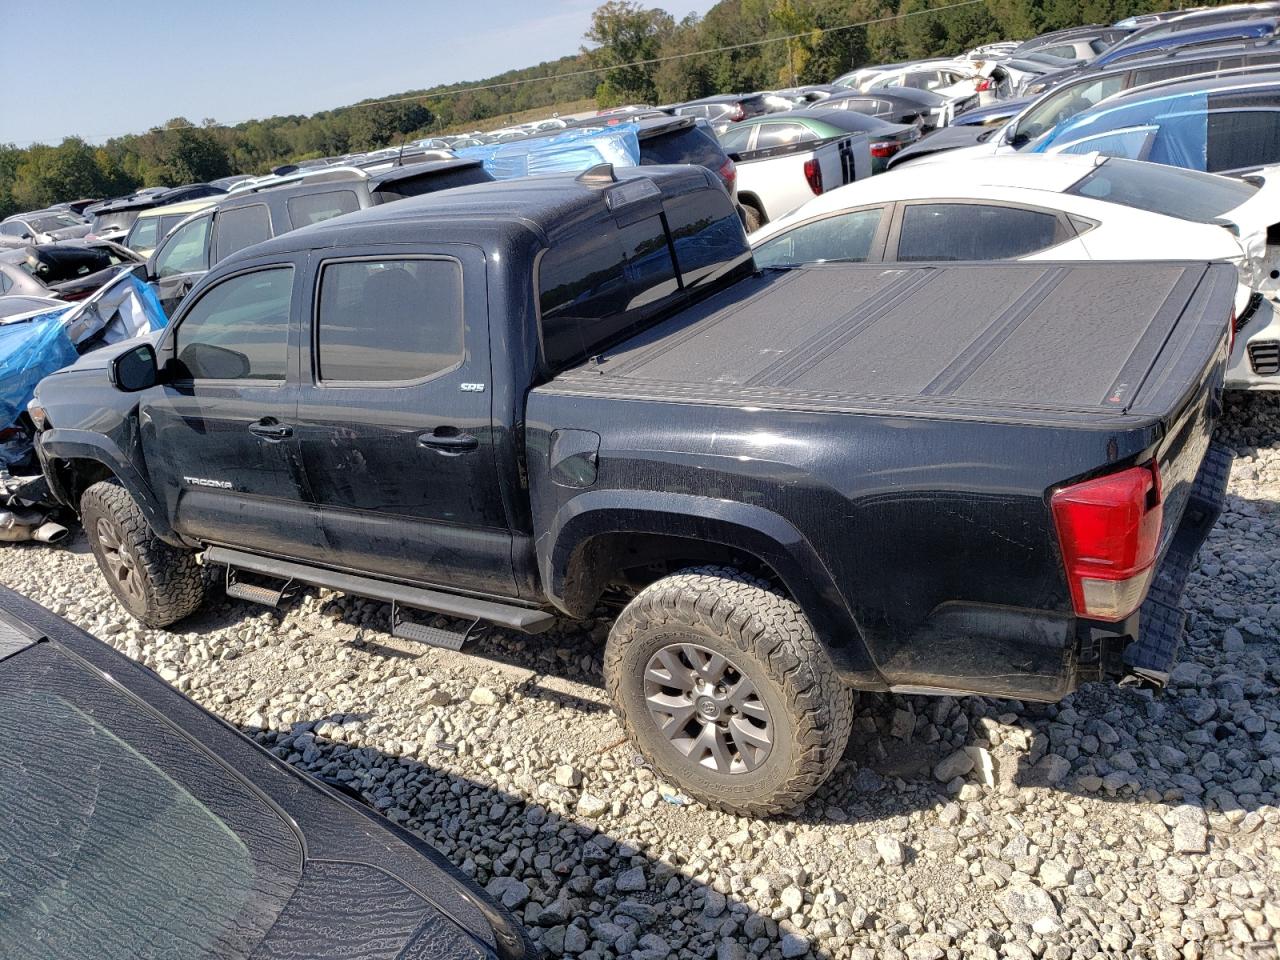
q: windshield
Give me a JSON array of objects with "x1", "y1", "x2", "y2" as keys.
[
  {"x1": 1067, "y1": 158, "x2": 1258, "y2": 221},
  {"x1": 1013, "y1": 75, "x2": 1127, "y2": 144},
  {"x1": 30, "y1": 214, "x2": 82, "y2": 232}
]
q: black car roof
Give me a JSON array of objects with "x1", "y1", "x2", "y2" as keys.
[{"x1": 231, "y1": 165, "x2": 706, "y2": 263}]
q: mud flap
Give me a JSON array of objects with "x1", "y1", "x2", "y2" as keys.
[{"x1": 1124, "y1": 442, "x2": 1233, "y2": 686}]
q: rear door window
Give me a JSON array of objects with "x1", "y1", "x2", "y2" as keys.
[
  {"x1": 286, "y1": 190, "x2": 360, "y2": 228},
  {"x1": 896, "y1": 203, "x2": 1065, "y2": 260},
  {"x1": 754, "y1": 207, "x2": 885, "y2": 268},
  {"x1": 212, "y1": 204, "x2": 272, "y2": 263},
  {"x1": 315, "y1": 258, "x2": 463, "y2": 383}
]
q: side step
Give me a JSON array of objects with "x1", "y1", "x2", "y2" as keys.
[
  {"x1": 205, "y1": 546, "x2": 556, "y2": 634},
  {"x1": 391, "y1": 602, "x2": 476, "y2": 651},
  {"x1": 225, "y1": 566, "x2": 292, "y2": 607}
]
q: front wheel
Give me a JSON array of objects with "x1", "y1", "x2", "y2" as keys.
[
  {"x1": 604, "y1": 566, "x2": 853, "y2": 816},
  {"x1": 81, "y1": 480, "x2": 205, "y2": 628}
]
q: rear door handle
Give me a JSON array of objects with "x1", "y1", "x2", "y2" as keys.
[
  {"x1": 248, "y1": 418, "x2": 292, "y2": 441},
  {"x1": 418, "y1": 427, "x2": 478, "y2": 453}
]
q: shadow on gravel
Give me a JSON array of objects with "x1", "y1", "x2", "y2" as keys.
[{"x1": 243, "y1": 720, "x2": 838, "y2": 960}]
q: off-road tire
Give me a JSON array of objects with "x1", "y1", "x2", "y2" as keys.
[
  {"x1": 81, "y1": 480, "x2": 205, "y2": 628},
  {"x1": 741, "y1": 203, "x2": 764, "y2": 233},
  {"x1": 604, "y1": 565, "x2": 853, "y2": 816}
]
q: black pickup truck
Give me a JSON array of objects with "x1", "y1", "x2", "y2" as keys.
[{"x1": 29, "y1": 164, "x2": 1234, "y2": 814}]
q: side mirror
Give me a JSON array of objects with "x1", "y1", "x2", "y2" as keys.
[{"x1": 109, "y1": 343, "x2": 159, "y2": 392}]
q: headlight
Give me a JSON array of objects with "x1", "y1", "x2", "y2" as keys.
[{"x1": 26, "y1": 397, "x2": 48, "y2": 431}]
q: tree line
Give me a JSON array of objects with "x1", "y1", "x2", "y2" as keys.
[{"x1": 0, "y1": 0, "x2": 1216, "y2": 219}]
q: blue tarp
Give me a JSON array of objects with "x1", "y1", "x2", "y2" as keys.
[
  {"x1": 455, "y1": 124, "x2": 642, "y2": 179},
  {"x1": 0, "y1": 312, "x2": 77, "y2": 428},
  {"x1": 0, "y1": 271, "x2": 170, "y2": 437},
  {"x1": 1033, "y1": 90, "x2": 1211, "y2": 171}
]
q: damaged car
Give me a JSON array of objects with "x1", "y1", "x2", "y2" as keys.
[
  {"x1": 0, "y1": 240, "x2": 144, "y2": 303},
  {"x1": 0, "y1": 210, "x2": 91, "y2": 248}
]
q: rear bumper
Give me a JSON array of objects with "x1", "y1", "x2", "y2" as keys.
[{"x1": 1123, "y1": 441, "x2": 1232, "y2": 684}]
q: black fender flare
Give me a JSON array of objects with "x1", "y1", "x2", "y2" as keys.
[
  {"x1": 541, "y1": 489, "x2": 884, "y2": 687},
  {"x1": 39, "y1": 427, "x2": 183, "y2": 546}
]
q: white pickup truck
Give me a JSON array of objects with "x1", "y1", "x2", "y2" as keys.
[{"x1": 731, "y1": 132, "x2": 872, "y2": 230}]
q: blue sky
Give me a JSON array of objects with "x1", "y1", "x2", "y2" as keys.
[{"x1": 5, "y1": 0, "x2": 720, "y2": 146}]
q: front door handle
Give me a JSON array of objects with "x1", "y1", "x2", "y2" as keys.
[
  {"x1": 418, "y1": 427, "x2": 478, "y2": 453},
  {"x1": 248, "y1": 418, "x2": 292, "y2": 441}
]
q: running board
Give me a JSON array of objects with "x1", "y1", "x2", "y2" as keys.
[
  {"x1": 391, "y1": 602, "x2": 477, "y2": 651},
  {"x1": 225, "y1": 566, "x2": 291, "y2": 607},
  {"x1": 205, "y1": 547, "x2": 556, "y2": 634}
]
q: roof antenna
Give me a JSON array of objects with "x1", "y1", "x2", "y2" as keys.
[{"x1": 576, "y1": 163, "x2": 617, "y2": 184}]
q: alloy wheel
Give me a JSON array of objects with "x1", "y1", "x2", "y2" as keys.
[
  {"x1": 95, "y1": 516, "x2": 145, "y2": 606},
  {"x1": 642, "y1": 641, "x2": 774, "y2": 775}
]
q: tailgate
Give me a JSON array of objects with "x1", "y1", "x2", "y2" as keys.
[
  {"x1": 1119, "y1": 262, "x2": 1236, "y2": 683},
  {"x1": 817, "y1": 133, "x2": 871, "y2": 187}
]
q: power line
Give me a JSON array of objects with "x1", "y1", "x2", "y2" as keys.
[
  {"x1": 7, "y1": 0, "x2": 984, "y2": 146},
  {"x1": 353, "y1": 0, "x2": 985, "y2": 108}
]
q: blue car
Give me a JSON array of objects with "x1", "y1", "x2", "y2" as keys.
[{"x1": 1034, "y1": 70, "x2": 1280, "y2": 175}]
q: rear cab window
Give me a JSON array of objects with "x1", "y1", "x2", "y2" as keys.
[{"x1": 538, "y1": 174, "x2": 747, "y2": 372}]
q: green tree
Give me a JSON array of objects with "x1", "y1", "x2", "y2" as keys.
[{"x1": 584, "y1": 1, "x2": 676, "y2": 106}]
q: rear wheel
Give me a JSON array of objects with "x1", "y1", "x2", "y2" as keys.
[
  {"x1": 604, "y1": 566, "x2": 853, "y2": 816},
  {"x1": 81, "y1": 480, "x2": 205, "y2": 628}
]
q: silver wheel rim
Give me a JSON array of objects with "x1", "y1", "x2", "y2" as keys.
[
  {"x1": 643, "y1": 641, "x2": 774, "y2": 775},
  {"x1": 96, "y1": 516, "x2": 145, "y2": 606}
]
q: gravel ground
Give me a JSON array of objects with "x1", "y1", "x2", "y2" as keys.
[{"x1": 3, "y1": 394, "x2": 1279, "y2": 960}]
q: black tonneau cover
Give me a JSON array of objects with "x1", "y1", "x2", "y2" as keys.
[{"x1": 551, "y1": 260, "x2": 1235, "y2": 425}]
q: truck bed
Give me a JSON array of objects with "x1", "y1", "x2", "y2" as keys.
[{"x1": 551, "y1": 260, "x2": 1236, "y2": 426}]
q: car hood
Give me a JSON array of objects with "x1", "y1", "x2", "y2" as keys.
[{"x1": 885, "y1": 124, "x2": 1000, "y2": 168}]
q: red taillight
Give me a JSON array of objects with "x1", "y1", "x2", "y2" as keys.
[
  {"x1": 58, "y1": 289, "x2": 93, "y2": 302},
  {"x1": 870, "y1": 140, "x2": 903, "y2": 159},
  {"x1": 719, "y1": 157, "x2": 737, "y2": 191},
  {"x1": 976, "y1": 78, "x2": 993, "y2": 92},
  {"x1": 730, "y1": 104, "x2": 745, "y2": 122},
  {"x1": 1228, "y1": 308, "x2": 1236, "y2": 355},
  {"x1": 803, "y1": 158, "x2": 823, "y2": 195},
  {"x1": 1051, "y1": 463, "x2": 1163, "y2": 621}
]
